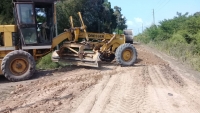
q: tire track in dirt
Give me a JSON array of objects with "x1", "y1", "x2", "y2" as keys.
[
  {"x1": 148, "y1": 66, "x2": 177, "y2": 113},
  {"x1": 72, "y1": 75, "x2": 111, "y2": 113},
  {"x1": 1, "y1": 44, "x2": 200, "y2": 113},
  {"x1": 162, "y1": 67, "x2": 200, "y2": 113},
  {"x1": 148, "y1": 65, "x2": 200, "y2": 113},
  {"x1": 101, "y1": 66, "x2": 151, "y2": 113},
  {"x1": 88, "y1": 72, "x2": 120, "y2": 113},
  {"x1": 104, "y1": 67, "x2": 137, "y2": 113},
  {"x1": 73, "y1": 67, "x2": 130, "y2": 113},
  {"x1": 0, "y1": 68, "x2": 106, "y2": 113},
  {"x1": 158, "y1": 64, "x2": 200, "y2": 110}
]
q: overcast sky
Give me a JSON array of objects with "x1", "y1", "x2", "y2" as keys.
[{"x1": 108, "y1": 0, "x2": 200, "y2": 35}]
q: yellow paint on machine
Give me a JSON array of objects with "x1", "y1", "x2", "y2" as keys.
[{"x1": 0, "y1": 25, "x2": 17, "y2": 47}]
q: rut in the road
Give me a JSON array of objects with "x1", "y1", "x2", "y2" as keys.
[
  {"x1": 69, "y1": 65, "x2": 200, "y2": 113},
  {"x1": 103, "y1": 67, "x2": 146, "y2": 113},
  {"x1": 71, "y1": 66, "x2": 164, "y2": 113},
  {"x1": 0, "y1": 68, "x2": 106, "y2": 113},
  {"x1": 1, "y1": 44, "x2": 200, "y2": 113}
]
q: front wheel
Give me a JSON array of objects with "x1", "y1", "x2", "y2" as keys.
[
  {"x1": 115, "y1": 43, "x2": 137, "y2": 66},
  {"x1": 1, "y1": 50, "x2": 36, "y2": 82}
]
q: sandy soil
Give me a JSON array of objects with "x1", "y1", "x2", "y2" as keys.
[{"x1": 0, "y1": 44, "x2": 200, "y2": 113}]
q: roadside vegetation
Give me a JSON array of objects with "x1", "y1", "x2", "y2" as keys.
[{"x1": 135, "y1": 12, "x2": 200, "y2": 71}]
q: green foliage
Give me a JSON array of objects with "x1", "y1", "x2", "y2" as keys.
[
  {"x1": 36, "y1": 53, "x2": 60, "y2": 70},
  {"x1": 136, "y1": 12, "x2": 200, "y2": 71},
  {"x1": 113, "y1": 6, "x2": 127, "y2": 33},
  {"x1": 186, "y1": 15, "x2": 200, "y2": 34},
  {"x1": 150, "y1": 40, "x2": 200, "y2": 71},
  {"x1": 135, "y1": 34, "x2": 151, "y2": 44},
  {"x1": 170, "y1": 33, "x2": 187, "y2": 45},
  {"x1": 146, "y1": 25, "x2": 160, "y2": 41},
  {"x1": 0, "y1": 0, "x2": 14, "y2": 24},
  {"x1": 192, "y1": 32, "x2": 200, "y2": 55},
  {"x1": 56, "y1": 0, "x2": 124, "y2": 34}
]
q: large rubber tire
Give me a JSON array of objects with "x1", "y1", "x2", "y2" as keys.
[
  {"x1": 1, "y1": 50, "x2": 36, "y2": 82},
  {"x1": 124, "y1": 30, "x2": 133, "y2": 35},
  {"x1": 115, "y1": 43, "x2": 137, "y2": 66},
  {"x1": 124, "y1": 30, "x2": 133, "y2": 44},
  {"x1": 125, "y1": 35, "x2": 133, "y2": 44}
]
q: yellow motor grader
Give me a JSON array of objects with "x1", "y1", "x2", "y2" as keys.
[{"x1": 0, "y1": 0, "x2": 137, "y2": 82}]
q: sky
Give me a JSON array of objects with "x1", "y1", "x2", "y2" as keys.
[{"x1": 108, "y1": 0, "x2": 200, "y2": 35}]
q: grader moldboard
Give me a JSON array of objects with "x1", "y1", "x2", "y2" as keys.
[{"x1": 0, "y1": 0, "x2": 137, "y2": 82}]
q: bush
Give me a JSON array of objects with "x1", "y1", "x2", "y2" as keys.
[
  {"x1": 135, "y1": 12, "x2": 200, "y2": 71},
  {"x1": 135, "y1": 34, "x2": 151, "y2": 44},
  {"x1": 170, "y1": 33, "x2": 187, "y2": 45},
  {"x1": 177, "y1": 30, "x2": 193, "y2": 43},
  {"x1": 192, "y1": 32, "x2": 200, "y2": 55}
]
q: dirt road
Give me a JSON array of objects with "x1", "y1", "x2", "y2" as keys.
[{"x1": 0, "y1": 44, "x2": 200, "y2": 113}]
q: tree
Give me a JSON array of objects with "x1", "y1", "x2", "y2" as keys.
[
  {"x1": 0, "y1": 0, "x2": 14, "y2": 24},
  {"x1": 56, "y1": 0, "x2": 124, "y2": 34},
  {"x1": 113, "y1": 6, "x2": 127, "y2": 34}
]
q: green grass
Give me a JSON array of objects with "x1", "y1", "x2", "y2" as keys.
[
  {"x1": 36, "y1": 53, "x2": 66, "y2": 70},
  {"x1": 149, "y1": 40, "x2": 200, "y2": 71},
  {"x1": 135, "y1": 34, "x2": 200, "y2": 71}
]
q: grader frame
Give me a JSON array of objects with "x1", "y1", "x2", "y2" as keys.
[{"x1": 51, "y1": 12, "x2": 134, "y2": 67}]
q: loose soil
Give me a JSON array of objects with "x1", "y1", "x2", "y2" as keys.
[{"x1": 0, "y1": 44, "x2": 200, "y2": 113}]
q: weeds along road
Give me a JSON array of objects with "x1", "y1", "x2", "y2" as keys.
[{"x1": 0, "y1": 44, "x2": 200, "y2": 113}]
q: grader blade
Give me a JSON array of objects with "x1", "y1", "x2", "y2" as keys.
[
  {"x1": 60, "y1": 59, "x2": 101, "y2": 68},
  {"x1": 52, "y1": 50, "x2": 101, "y2": 68}
]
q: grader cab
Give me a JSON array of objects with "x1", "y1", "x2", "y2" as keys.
[
  {"x1": 0, "y1": 0, "x2": 137, "y2": 82},
  {"x1": 0, "y1": 0, "x2": 56, "y2": 81}
]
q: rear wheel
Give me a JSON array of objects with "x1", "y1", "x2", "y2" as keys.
[
  {"x1": 1, "y1": 50, "x2": 35, "y2": 82},
  {"x1": 115, "y1": 43, "x2": 137, "y2": 66}
]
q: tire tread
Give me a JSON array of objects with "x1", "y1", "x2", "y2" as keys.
[
  {"x1": 115, "y1": 43, "x2": 137, "y2": 66},
  {"x1": 1, "y1": 50, "x2": 35, "y2": 82}
]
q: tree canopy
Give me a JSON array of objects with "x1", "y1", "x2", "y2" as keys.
[
  {"x1": 0, "y1": 0, "x2": 13, "y2": 24},
  {"x1": 56, "y1": 0, "x2": 127, "y2": 33},
  {"x1": 141, "y1": 12, "x2": 200, "y2": 43},
  {"x1": 135, "y1": 12, "x2": 200, "y2": 71},
  {"x1": 136, "y1": 12, "x2": 200, "y2": 54}
]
